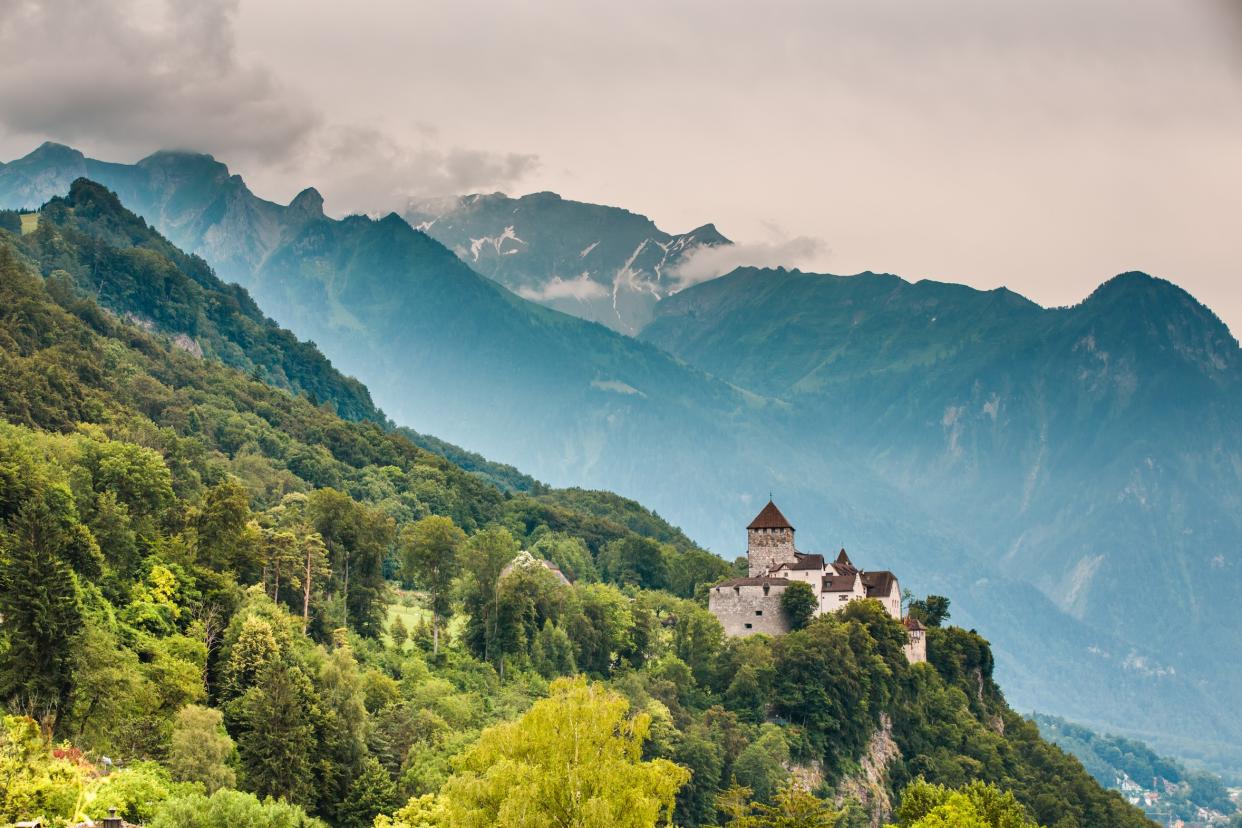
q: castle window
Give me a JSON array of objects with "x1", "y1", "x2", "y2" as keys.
[
  {"x1": 744, "y1": 623, "x2": 753, "y2": 629},
  {"x1": 762, "y1": 585, "x2": 770, "y2": 596},
  {"x1": 755, "y1": 610, "x2": 763, "y2": 616}
]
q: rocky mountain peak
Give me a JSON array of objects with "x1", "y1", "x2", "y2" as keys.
[
  {"x1": 684, "y1": 222, "x2": 728, "y2": 243},
  {"x1": 25, "y1": 141, "x2": 86, "y2": 165},
  {"x1": 1080, "y1": 272, "x2": 1236, "y2": 341},
  {"x1": 135, "y1": 149, "x2": 231, "y2": 188},
  {"x1": 288, "y1": 186, "x2": 325, "y2": 219}
]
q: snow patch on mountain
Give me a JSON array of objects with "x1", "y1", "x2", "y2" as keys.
[{"x1": 468, "y1": 225, "x2": 526, "y2": 261}]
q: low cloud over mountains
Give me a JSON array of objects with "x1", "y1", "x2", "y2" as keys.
[{"x1": 0, "y1": 0, "x2": 540, "y2": 215}]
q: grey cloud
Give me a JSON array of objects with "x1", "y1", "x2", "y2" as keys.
[
  {"x1": 0, "y1": 0, "x2": 540, "y2": 212},
  {"x1": 0, "y1": 0, "x2": 318, "y2": 162},
  {"x1": 670, "y1": 237, "x2": 829, "y2": 290},
  {"x1": 300, "y1": 126, "x2": 539, "y2": 216},
  {"x1": 517, "y1": 273, "x2": 609, "y2": 303}
]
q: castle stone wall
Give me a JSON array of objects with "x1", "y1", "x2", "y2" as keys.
[
  {"x1": 708, "y1": 583, "x2": 790, "y2": 637},
  {"x1": 747, "y1": 527, "x2": 797, "y2": 576}
]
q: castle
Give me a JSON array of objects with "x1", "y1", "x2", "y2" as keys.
[{"x1": 708, "y1": 500, "x2": 926, "y2": 663}]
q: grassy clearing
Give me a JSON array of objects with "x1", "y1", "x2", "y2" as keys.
[
  {"x1": 383, "y1": 585, "x2": 466, "y2": 651},
  {"x1": 19, "y1": 213, "x2": 38, "y2": 235}
]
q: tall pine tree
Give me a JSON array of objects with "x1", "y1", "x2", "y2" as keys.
[
  {"x1": 0, "y1": 496, "x2": 85, "y2": 726},
  {"x1": 236, "y1": 661, "x2": 318, "y2": 806}
]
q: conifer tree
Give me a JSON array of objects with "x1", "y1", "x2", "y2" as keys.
[
  {"x1": 0, "y1": 498, "x2": 84, "y2": 725},
  {"x1": 336, "y1": 756, "x2": 397, "y2": 828},
  {"x1": 389, "y1": 614, "x2": 409, "y2": 651},
  {"x1": 236, "y1": 662, "x2": 318, "y2": 806},
  {"x1": 301, "y1": 531, "x2": 330, "y2": 635}
]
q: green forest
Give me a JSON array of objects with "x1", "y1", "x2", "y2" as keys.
[
  {"x1": 0, "y1": 182, "x2": 1153, "y2": 827},
  {"x1": 1035, "y1": 714, "x2": 1238, "y2": 824}
]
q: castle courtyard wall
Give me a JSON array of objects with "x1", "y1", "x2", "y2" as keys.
[{"x1": 708, "y1": 583, "x2": 791, "y2": 637}]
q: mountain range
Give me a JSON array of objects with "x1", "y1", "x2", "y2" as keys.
[
  {"x1": 405, "y1": 191, "x2": 729, "y2": 333},
  {"x1": 641, "y1": 266, "x2": 1242, "y2": 701},
  {"x1": 2, "y1": 142, "x2": 1240, "y2": 774}
]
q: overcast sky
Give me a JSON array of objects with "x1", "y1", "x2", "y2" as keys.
[{"x1": 2, "y1": 0, "x2": 1240, "y2": 332}]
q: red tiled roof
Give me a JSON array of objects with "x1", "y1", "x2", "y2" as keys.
[
  {"x1": 822, "y1": 572, "x2": 857, "y2": 592},
  {"x1": 834, "y1": 549, "x2": 853, "y2": 567},
  {"x1": 748, "y1": 500, "x2": 794, "y2": 530},
  {"x1": 787, "y1": 553, "x2": 824, "y2": 570},
  {"x1": 861, "y1": 571, "x2": 897, "y2": 598},
  {"x1": 903, "y1": 616, "x2": 925, "y2": 631}
]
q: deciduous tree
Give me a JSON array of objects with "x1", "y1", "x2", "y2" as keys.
[
  {"x1": 780, "y1": 581, "x2": 817, "y2": 631},
  {"x1": 167, "y1": 705, "x2": 236, "y2": 793},
  {"x1": 907, "y1": 595, "x2": 951, "y2": 628},
  {"x1": 459, "y1": 527, "x2": 519, "y2": 670},
  {"x1": 890, "y1": 779, "x2": 1035, "y2": 827},
  {"x1": 434, "y1": 677, "x2": 689, "y2": 827},
  {"x1": 398, "y1": 516, "x2": 465, "y2": 654}
]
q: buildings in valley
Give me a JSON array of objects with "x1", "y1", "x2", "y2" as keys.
[{"x1": 708, "y1": 500, "x2": 927, "y2": 662}]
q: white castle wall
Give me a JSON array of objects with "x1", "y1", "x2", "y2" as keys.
[{"x1": 904, "y1": 628, "x2": 927, "y2": 663}]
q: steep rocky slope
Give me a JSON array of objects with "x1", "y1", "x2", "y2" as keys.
[{"x1": 406, "y1": 191, "x2": 728, "y2": 333}]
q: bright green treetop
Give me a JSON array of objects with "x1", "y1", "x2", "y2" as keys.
[
  {"x1": 384, "y1": 676, "x2": 689, "y2": 828},
  {"x1": 890, "y1": 779, "x2": 1038, "y2": 828}
]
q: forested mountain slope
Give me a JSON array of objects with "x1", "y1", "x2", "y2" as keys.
[
  {"x1": 0, "y1": 202, "x2": 1152, "y2": 828},
  {"x1": 0, "y1": 144, "x2": 790, "y2": 547},
  {"x1": 7, "y1": 178, "x2": 380, "y2": 423},
  {"x1": 3, "y1": 179, "x2": 697, "y2": 542}
]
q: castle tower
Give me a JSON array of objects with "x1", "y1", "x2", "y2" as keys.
[{"x1": 747, "y1": 500, "x2": 797, "y2": 576}]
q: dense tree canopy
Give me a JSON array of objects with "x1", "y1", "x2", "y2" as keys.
[{"x1": 432, "y1": 677, "x2": 688, "y2": 828}]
